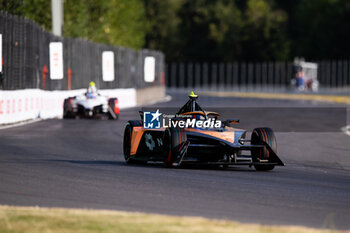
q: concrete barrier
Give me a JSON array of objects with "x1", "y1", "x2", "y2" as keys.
[
  {"x1": 0, "y1": 88, "x2": 136, "y2": 125},
  {"x1": 136, "y1": 85, "x2": 166, "y2": 106}
]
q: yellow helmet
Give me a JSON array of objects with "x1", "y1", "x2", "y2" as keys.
[
  {"x1": 189, "y1": 91, "x2": 198, "y2": 98},
  {"x1": 89, "y1": 81, "x2": 96, "y2": 87}
]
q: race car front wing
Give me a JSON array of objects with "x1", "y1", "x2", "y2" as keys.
[{"x1": 172, "y1": 140, "x2": 284, "y2": 167}]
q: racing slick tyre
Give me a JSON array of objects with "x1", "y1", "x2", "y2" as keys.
[
  {"x1": 108, "y1": 98, "x2": 119, "y2": 120},
  {"x1": 251, "y1": 127, "x2": 277, "y2": 171},
  {"x1": 123, "y1": 120, "x2": 146, "y2": 164},
  {"x1": 163, "y1": 127, "x2": 187, "y2": 167},
  {"x1": 63, "y1": 97, "x2": 76, "y2": 119}
]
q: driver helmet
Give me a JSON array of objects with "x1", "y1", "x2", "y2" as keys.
[
  {"x1": 189, "y1": 91, "x2": 198, "y2": 98},
  {"x1": 87, "y1": 81, "x2": 97, "y2": 98},
  {"x1": 87, "y1": 81, "x2": 97, "y2": 92}
]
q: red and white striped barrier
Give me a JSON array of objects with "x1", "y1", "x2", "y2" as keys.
[{"x1": 0, "y1": 88, "x2": 136, "y2": 124}]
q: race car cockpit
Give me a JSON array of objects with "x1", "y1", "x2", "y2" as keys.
[
  {"x1": 177, "y1": 92, "x2": 220, "y2": 121},
  {"x1": 177, "y1": 91, "x2": 204, "y2": 114}
]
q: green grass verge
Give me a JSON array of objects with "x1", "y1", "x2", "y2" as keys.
[{"x1": 0, "y1": 205, "x2": 348, "y2": 233}]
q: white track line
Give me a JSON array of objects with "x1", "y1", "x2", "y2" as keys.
[{"x1": 0, "y1": 119, "x2": 43, "y2": 130}]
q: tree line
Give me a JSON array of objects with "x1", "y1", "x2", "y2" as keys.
[{"x1": 1, "y1": 0, "x2": 350, "y2": 62}]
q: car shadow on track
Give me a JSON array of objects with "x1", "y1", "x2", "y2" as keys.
[
  {"x1": 45, "y1": 159, "x2": 258, "y2": 172},
  {"x1": 46, "y1": 159, "x2": 125, "y2": 166}
]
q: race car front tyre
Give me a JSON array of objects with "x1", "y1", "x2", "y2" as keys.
[
  {"x1": 163, "y1": 127, "x2": 187, "y2": 167},
  {"x1": 251, "y1": 127, "x2": 277, "y2": 171},
  {"x1": 123, "y1": 120, "x2": 145, "y2": 164}
]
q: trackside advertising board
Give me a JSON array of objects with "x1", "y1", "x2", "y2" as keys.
[
  {"x1": 0, "y1": 34, "x2": 2, "y2": 73},
  {"x1": 144, "y1": 56, "x2": 155, "y2": 83},
  {"x1": 102, "y1": 51, "x2": 115, "y2": 81},
  {"x1": 49, "y1": 42, "x2": 64, "y2": 80}
]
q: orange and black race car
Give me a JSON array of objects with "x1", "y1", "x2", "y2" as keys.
[{"x1": 123, "y1": 92, "x2": 284, "y2": 171}]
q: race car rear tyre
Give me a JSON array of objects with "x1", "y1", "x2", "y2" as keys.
[
  {"x1": 123, "y1": 120, "x2": 145, "y2": 164},
  {"x1": 251, "y1": 127, "x2": 277, "y2": 171},
  {"x1": 63, "y1": 98, "x2": 76, "y2": 119},
  {"x1": 108, "y1": 113, "x2": 119, "y2": 120},
  {"x1": 108, "y1": 98, "x2": 119, "y2": 120},
  {"x1": 63, "y1": 111, "x2": 75, "y2": 119},
  {"x1": 163, "y1": 127, "x2": 187, "y2": 167}
]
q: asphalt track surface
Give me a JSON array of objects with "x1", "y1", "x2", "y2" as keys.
[{"x1": 0, "y1": 93, "x2": 349, "y2": 230}]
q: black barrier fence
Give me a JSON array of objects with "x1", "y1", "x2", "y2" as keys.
[
  {"x1": 166, "y1": 61, "x2": 350, "y2": 91},
  {"x1": 0, "y1": 11, "x2": 165, "y2": 91}
]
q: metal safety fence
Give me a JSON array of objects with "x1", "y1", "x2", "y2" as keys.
[
  {"x1": 0, "y1": 11, "x2": 165, "y2": 91},
  {"x1": 166, "y1": 60, "x2": 350, "y2": 92}
]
